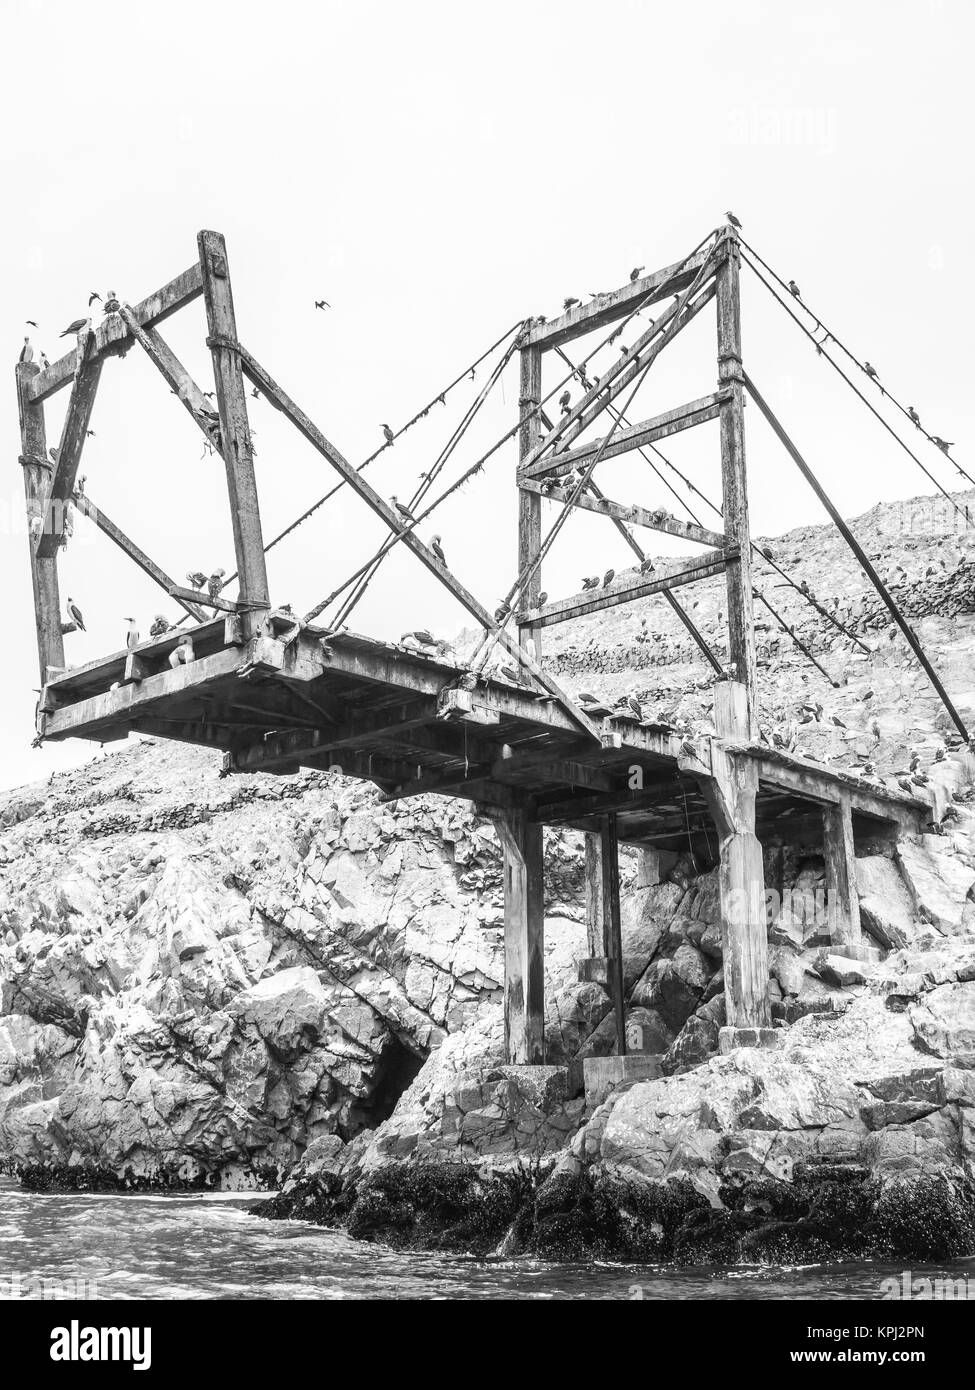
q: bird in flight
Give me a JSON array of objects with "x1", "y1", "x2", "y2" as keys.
[
  {"x1": 314, "y1": 299, "x2": 330, "y2": 310},
  {"x1": 382, "y1": 423, "x2": 394, "y2": 445},
  {"x1": 629, "y1": 266, "x2": 644, "y2": 282},
  {"x1": 86, "y1": 429, "x2": 95, "y2": 438},
  {"x1": 725, "y1": 211, "x2": 742, "y2": 229},
  {"x1": 88, "y1": 291, "x2": 101, "y2": 306},
  {"x1": 60, "y1": 316, "x2": 91, "y2": 338},
  {"x1": 788, "y1": 280, "x2": 801, "y2": 298},
  {"x1": 26, "y1": 319, "x2": 37, "y2": 327}
]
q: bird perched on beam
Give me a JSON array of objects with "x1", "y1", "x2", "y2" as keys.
[
  {"x1": 563, "y1": 297, "x2": 580, "y2": 311},
  {"x1": 725, "y1": 211, "x2": 742, "y2": 229},
  {"x1": 640, "y1": 556, "x2": 655, "y2": 574},
  {"x1": 391, "y1": 495, "x2": 415, "y2": 524},
  {"x1": 124, "y1": 618, "x2": 140, "y2": 651},
  {"x1": 382, "y1": 423, "x2": 395, "y2": 445},
  {"x1": 401, "y1": 629, "x2": 436, "y2": 647},
  {"x1": 788, "y1": 280, "x2": 801, "y2": 298},
  {"x1": 908, "y1": 406, "x2": 922, "y2": 428},
  {"x1": 207, "y1": 569, "x2": 226, "y2": 599},
  {"x1": 494, "y1": 603, "x2": 510, "y2": 623},
  {"x1": 60, "y1": 316, "x2": 91, "y2": 338},
  {"x1": 559, "y1": 390, "x2": 571, "y2": 414},
  {"x1": 578, "y1": 691, "x2": 599, "y2": 704},
  {"x1": 168, "y1": 635, "x2": 195, "y2": 669},
  {"x1": 149, "y1": 615, "x2": 171, "y2": 637},
  {"x1": 629, "y1": 266, "x2": 644, "y2": 282},
  {"x1": 430, "y1": 534, "x2": 447, "y2": 565},
  {"x1": 626, "y1": 694, "x2": 642, "y2": 719},
  {"x1": 18, "y1": 337, "x2": 33, "y2": 363},
  {"x1": 536, "y1": 591, "x2": 547, "y2": 606},
  {"x1": 103, "y1": 292, "x2": 120, "y2": 313},
  {"x1": 602, "y1": 568, "x2": 615, "y2": 588},
  {"x1": 66, "y1": 597, "x2": 85, "y2": 631},
  {"x1": 581, "y1": 575, "x2": 599, "y2": 590},
  {"x1": 186, "y1": 571, "x2": 208, "y2": 590}
]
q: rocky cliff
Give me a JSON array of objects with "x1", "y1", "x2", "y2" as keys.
[{"x1": 3, "y1": 488, "x2": 975, "y2": 1262}]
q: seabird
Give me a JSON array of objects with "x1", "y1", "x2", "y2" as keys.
[
  {"x1": 149, "y1": 615, "x2": 170, "y2": 637},
  {"x1": 40, "y1": 352, "x2": 49, "y2": 368},
  {"x1": 391, "y1": 494, "x2": 415, "y2": 524},
  {"x1": 931, "y1": 436, "x2": 954, "y2": 453},
  {"x1": 581, "y1": 575, "x2": 599, "y2": 590},
  {"x1": 578, "y1": 691, "x2": 599, "y2": 704},
  {"x1": 863, "y1": 362, "x2": 879, "y2": 380},
  {"x1": 629, "y1": 266, "x2": 644, "y2": 282},
  {"x1": 494, "y1": 604, "x2": 509, "y2": 623},
  {"x1": 88, "y1": 291, "x2": 101, "y2": 306},
  {"x1": 169, "y1": 635, "x2": 195, "y2": 668},
  {"x1": 626, "y1": 695, "x2": 642, "y2": 719},
  {"x1": 186, "y1": 571, "x2": 208, "y2": 590},
  {"x1": 103, "y1": 292, "x2": 120, "y2": 313},
  {"x1": 908, "y1": 406, "x2": 922, "y2": 427},
  {"x1": 207, "y1": 568, "x2": 226, "y2": 598},
  {"x1": 314, "y1": 299, "x2": 331, "y2": 310},
  {"x1": 602, "y1": 568, "x2": 615, "y2": 588},
  {"x1": 563, "y1": 297, "x2": 580, "y2": 310},
  {"x1": 26, "y1": 319, "x2": 37, "y2": 327},
  {"x1": 787, "y1": 280, "x2": 801, "y2": 297},
  {"x1": 59, "y1": 317, "x2": 91, "y2": 338},
  {"x1": 124, "y1": 617, "x2": 140, "y2": 651},
  {"x1": 639, "y1": 556, "x2": 655, "y2": 573},
  {"x1": 431, "y1": 534, "x2": 447, "y2": 565},
  {"x1": 559, "y1": 390, "x2": 571, "y2": 413},
  {"x1": 66, "y1": 597, "x2": 85, "y2": 631},
  {"x1": 19, "y1": 337, "x2": 33, "y2": 363},
  {"x1": 725, "y1": 211, "x2": 742, "y2": 229}
]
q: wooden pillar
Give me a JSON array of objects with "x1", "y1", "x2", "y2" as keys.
[
  {"x1": 584, "y1": 831, "x2": 603, "y2": 956},
  {"x1": 16, "y1": 363, "x2": 64, "y2": 682},
  {"x1": 600, "y1": 814, "x2": 627, "y2": 1055},
  {"x1": 197, "y1": 230, "x2": 269, "y2": 631},
  {"x1": 706, "y1": 681, "x2": 770, "y2": 1028},
  {"x1": 715, "y1": 237, "x2": 758, "y2": 733},
  {"x1": 493, "y1": 809, "x2": 545, "y2": 1064},
  {"x1": 517, "y1": 344, "x2": 543, "y2": 660},
  {"x1": 823, "y1": 793, "x2": 861, "y2": 946}
]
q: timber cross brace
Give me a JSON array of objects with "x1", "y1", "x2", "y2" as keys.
[{"x1": 16, "y1": 227, "x2": 935, "y2": 1070}]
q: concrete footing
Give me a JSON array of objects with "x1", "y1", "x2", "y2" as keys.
[
  {"x1": 581, "y1": 1054, "x2": 662, "y2": 1106},
  {"x1": 718, "y1": 1025, "x2": 781, "y2": 1054}
]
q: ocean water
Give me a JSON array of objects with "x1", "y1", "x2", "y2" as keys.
[{"x1": 0, "y1": 1177, "x2": 969, "y2": 1300}]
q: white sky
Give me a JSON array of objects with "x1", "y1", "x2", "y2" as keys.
[{"x1": 1, "y1": 0, "x2": 972, "y2": 789}]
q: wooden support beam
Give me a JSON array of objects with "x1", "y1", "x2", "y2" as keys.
[
  {"x1": 227, "y1": 698, "x2": 441, "y2": 772},
  {"x1": 237, "y1": 346, "x2": 600, "y2": 741},
  {"x1": 492, "y1": 809, "x2": 545, "y2": 1064},
  {"x1": 166, "y1": 584, "x2": 255, "y2": 616},
  {"x1": 16, "y1": 362, "x2": 64, "y2": 681},
  {"x1": 688, "y1": 685, "x2": 770, "y2": 1029},
  {"x1": 733, "y1": 747, "x2": 927, "y2": 833},
  {"x1": 518, "y1": 552, "x2": 732, "y2": 628},
  {"x1": 71, "y1": 493, "x2": 205, "y2": 621},
  {"x1": 518, "y1": 344, "x2": 543, "y2": 658},
  {"x1": 28, "y1": 264, "x2": 204, "y2": 404},
  {"x1": 197, "y1": 230, "x2": 269, "y2": 627},
  {"x1": 519, "y1": 392, "x2": 728, "y2": 480},
  {"x1": 524, "y1": 241, "x2": 720, "y2": 349},
  {"x1": 584, "y1": 832, "x2": 603, "y2": 956},
  {"x1": 823, "y1": 793, "x2": 862, "y2": 947},
  {"x1": 36, "y1": 336, "x2": 103, "y2": 558},
  {"x1": 517, "y1": 480, "x2": 726, "y2": 550},
  {"x1": 715, "y1": 239, "x2": 758, "y2": 730},
  {"x1": 600, "y1": 814, "x2": 627, "y2": 1055},
  {"x1": 116, "y1": 305, "x2": 222, "y2": 452},
  {"x1": 522, "y1": 280, "x2": 718, "y2": 472}
]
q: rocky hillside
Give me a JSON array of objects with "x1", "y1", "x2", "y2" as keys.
[{"x1": 2, "y1": 488, "x2": 975, "y2": 1256}]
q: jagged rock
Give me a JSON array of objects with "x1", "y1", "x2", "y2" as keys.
[
  {"x1": 896, "y1": 838, "x2": 975, "y2": 935},
  {"x1": 909, "y1": 982, "x2": 975, "y2": 1058},
  {"x1": 856, "y1": 854, "x2": 916, "y2": 949}
]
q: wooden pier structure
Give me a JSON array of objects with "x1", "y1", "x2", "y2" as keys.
[{"x1": 17, "y1": 228, "x2": 935, "y2": 1067}]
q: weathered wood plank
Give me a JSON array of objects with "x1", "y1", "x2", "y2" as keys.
[
  {"x1": 28, "y1": 264, "x2": 204, "y2": 403},
  {"x1": 36, "y1": 339, "x2": 103, "y2": 559},
  {"x1": 518, "y1": 345, "x2": 543, "y2": 657},
  {"x1": 518, "y1": 392, "x2": 728, "y2": 480},
  {"x1": 517, "y1": 480, "x2": 726, "y2": 549},
  {"x1": 524, "y1": 241, "x2": 720, "y2": 349},
  {"x1": 823, "y1": 794, "x2": 862, "y2": 946},
  {"x1": 198, "y1": 230, "x2": 270, "y2": 623},
  {"x1": 72, "y1": 494, "x2": 205, "y2": 621},
  {"x1": 16, "y1": 362, "x2": 64, "y2": 680},
  {"x1": 518, "y1": 553, "x2": 732, "y2": 628},
  {"x1": 600, "y1": 813, "x2": 627, "y2": 1055},
  {"x1": 493, "y1": 809, "x2": 545, "y2": 1064},
  {"x1": 584, "y1": 832, "x2": 604, "y2": 956}
]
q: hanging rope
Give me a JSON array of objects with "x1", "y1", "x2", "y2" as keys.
[{"x1": 738, "y1": 245, "x2": 972, "y2": 523}]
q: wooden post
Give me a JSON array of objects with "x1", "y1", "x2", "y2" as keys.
[
  {"x1": 600, "y1": 813, "x2": 627, "y2": 1055},
  {"x1": 715, "y1": 237, "x2": 758, "y2": 733},
  {"x1": 197, "y1": 230, "x2": 269, "y2": 630},
  {"x1": 517, "y1": 344, "x2": 543, "y2": 660},
  {"x1": 823, "y1": 793, "x2": 861, "y2": 947},
  {"x1": 16, "y1": 363, "x2": 64, "y2": 681},
  {"x1": 493, "y1": 809, "x2": 545, "y2": 1064},
  {"x1": 584, "y1": 831, "x2": 603, "y2": 956},
  {"x1": 704, "y1": 681, "x2": 770, "y2": 1028}
]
